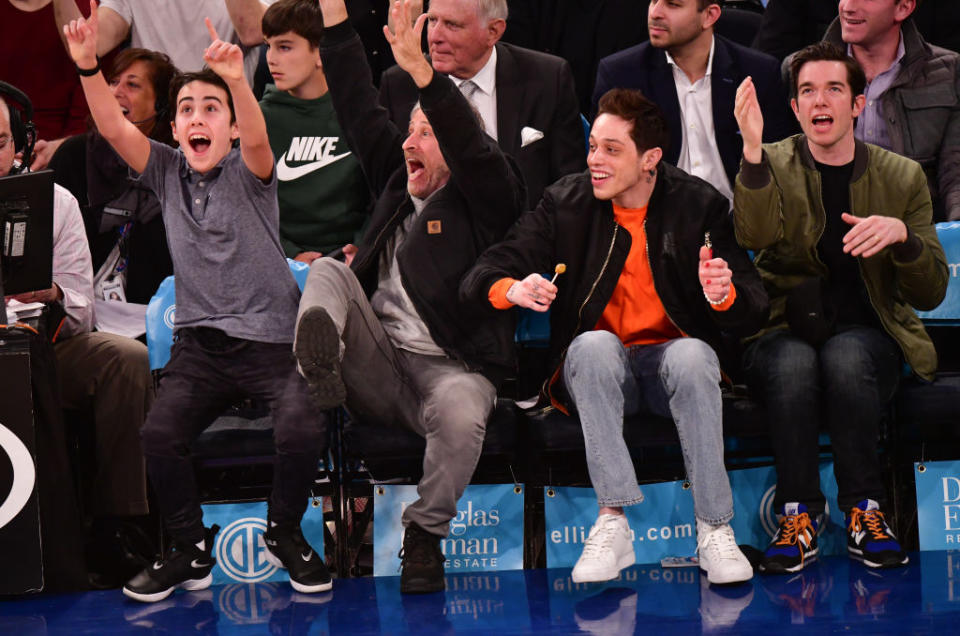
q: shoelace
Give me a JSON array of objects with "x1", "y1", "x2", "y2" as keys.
[
  {"x1": 848, "y1": 507, "x2": 890, "y2": 541},
  {"x1": 698, "y1": 524, "x2": 741, "y2": 561},
  {"x1": 773, "y1": 513, "x2": 815, "y2": 567},
  {"x1": 397, "y1": 529, "x2": 440, "y2": 566},
  {"x1": 579, "y1": 518, "x2": 623, "y2": 559}
]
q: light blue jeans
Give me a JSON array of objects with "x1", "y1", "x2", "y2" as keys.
[{"x1": 562, "y1": 331, "x2": 734, "y2": 524}]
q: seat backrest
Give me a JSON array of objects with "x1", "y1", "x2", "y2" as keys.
[{"x1": 145, "y1": 259, "x2": 311, "y2": 372}]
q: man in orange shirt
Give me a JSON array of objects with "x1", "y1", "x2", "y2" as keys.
[{"x1": 462, "y1": 88, "x2": 768, "y2": 585}]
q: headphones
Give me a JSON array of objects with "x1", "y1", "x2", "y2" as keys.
[{"x1": 0, "y1": 81, "x2": 37, "y2": 173}]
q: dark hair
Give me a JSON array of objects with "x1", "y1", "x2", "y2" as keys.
[
  {"x1": 108, "y1": 48, "x2": 178, "y2": 144},
  {"x1": 168, "y1": 68, "x2": 236, "y2": 124},
  {"x1": 696, "y1": 0, "x2": 724, "y2": 9},
  {"x1": 596, "y1": 88, "x2": 670, "y2": 155},
  {"x1": 262, "y1": 0, "x2": 324, "y2": 48},
  {"x1": 789, "y1": 42, "x2": 867, "y2": 102}
]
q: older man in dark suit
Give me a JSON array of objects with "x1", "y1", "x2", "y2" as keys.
[
  {"x1": 592, "y1": 0, "x2": 794, "y2": 204},
  {"x1": 377, "y1": 0, "x2": 585, "y2": 207}
]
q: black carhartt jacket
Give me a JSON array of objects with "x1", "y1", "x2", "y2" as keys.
[{"x1": 320, "y1": 21, "x2": 526, "y2": 385}]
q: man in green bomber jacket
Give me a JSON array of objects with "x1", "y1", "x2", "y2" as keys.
[
  {"x1": 733, "y1": 42, "x2": 947, "y2": 575},
  {"x1": 260, "y1": 0, "x2": 370, "y2": 263}
]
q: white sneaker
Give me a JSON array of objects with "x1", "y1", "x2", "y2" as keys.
[
  {"x1": 697, "y1": 520, "x2": 753, "y2": 585},
  {"x1": 571, "y1": 514, "x2": 635, "y2": 583}
]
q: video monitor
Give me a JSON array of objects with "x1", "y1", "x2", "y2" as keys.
[{"x1": 0, "y1": 170, "x2": 54, "y2": 296}]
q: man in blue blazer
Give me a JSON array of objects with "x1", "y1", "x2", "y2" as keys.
[
  {"x1": 377, "y1": 0, "x2": 586, "y2": 208},
  {"x1": 593, "y1": 0, "x2": 794, "y2": 202}
]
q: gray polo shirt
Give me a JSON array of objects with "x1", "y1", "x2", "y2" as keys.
[{"x1": 135, "y1": 140, "x2": 300, "y2": 343}]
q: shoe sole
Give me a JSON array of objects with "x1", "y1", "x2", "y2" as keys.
[
  {"x1": 702, "y1": 564, "x2": 754, "y2": 585},
  {"x1": 759, "y1": 551, "x2": 818, "y2": 574},
  {"x1": 570, "y1": 552, "x2": 636, "y2": 584},
  {"x1": 848, "y1": 547, "x2": 910, "y2": 569},
  {"x1": 294, "y1": 306, "x2": 346, "y2": 410},
  {"x1": 121, "y1": 573, "x2": 213, "y2": 604},
  {"x1": 264, "y1": 545, "x2": 334, "y2": 593}
]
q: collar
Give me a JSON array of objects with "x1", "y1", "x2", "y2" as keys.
[
  {"x1": 178, "y1": 147, "x2": 230, "y2": 181},
  {"x1": 453, "y1": 46, "x2": 497, "y2": 95},
  {"x1": 665, "y1": 35, "x2": 715, "y2": 81},
  {"x1": 796, "y1": 135, "x2": 870, "y2": 182}
]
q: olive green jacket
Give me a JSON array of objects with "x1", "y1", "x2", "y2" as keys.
[{"x1": 733, "y1": 134, "x2": 948, "y2": 380}]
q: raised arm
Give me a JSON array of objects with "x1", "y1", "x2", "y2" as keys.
[
  {"x1": 53, "y1": 0, "x2": 130, "y2": 57},
  {"x1": 204, "y1": 18, "x2": 274, "y2": 180},
  {"x1": 224, "y1": 0, "x2": 269, "y2": 46},
  {"x1": 63, "y1": 0, "x2": 149, "y2": 173}
]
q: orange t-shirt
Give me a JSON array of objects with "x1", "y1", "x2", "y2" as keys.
[{"x1": 594, "y1": 204, "x2": 682, "y2": 346}]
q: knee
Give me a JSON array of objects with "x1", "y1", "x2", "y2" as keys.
[
  {"x1": 140, "y1": 416, "x2": 177, "y2": 457},
  {"x1": 274, "y1": 413, "x2": 327, "y2": 455},
  {"x1": 746, "y1": 334, "x2": 818, "y2": 397},
  {"x1": 424, "y1": 381, "x2": 490, "y2": 451},
  {"x1": 564, "y1": 331, "x2": 625, "y2": 378},
  {"x1": 819, "y1": 333, "x2": 874, "y2": 381}
]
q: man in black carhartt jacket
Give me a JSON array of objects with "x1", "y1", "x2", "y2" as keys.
[
  {"x1": 295, "y1": 0, "x2": 525, "y2": 595},
  {"x1": 462, "y1": 89, "x2": 767, "y2": 587}
]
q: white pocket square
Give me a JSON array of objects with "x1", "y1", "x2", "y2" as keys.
[{"x1": 520, "y1": 126, "x2": 544, "y2": 148}]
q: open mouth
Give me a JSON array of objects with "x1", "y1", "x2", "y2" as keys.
[
  {"x1": 811, "y1": 115, "x2": 833, "y2": 131},
  {"x1": 591, "y1": 171, "x2": 611, "y2": 185},
  {"x1": 406, "y1": 158, "x2": 425, "y2": 180},
  {"x1": 188, "y1": 133, "x2": 211, "y2": 153}
]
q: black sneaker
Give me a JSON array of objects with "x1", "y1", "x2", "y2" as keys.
[
  {"x1": 759, "y1": 503, "x2": 819, "y2": 574},
  {"x1": 263, "y1": 525, "x2": 333, "y2": 593},
  {"x1": 122, "y1": 525, "x2": 220, "y2": 603},
  {"x1": 846, "y1": 499, "x2": 909, "y2": 568},
  {"x1": 399, "y1": 524, "x2": 445, "y2": 594},
  {"x1": 294, "y1": 306, "x2": 346, "y2": 409}
]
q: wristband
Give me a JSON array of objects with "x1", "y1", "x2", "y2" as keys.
[
  {"x1": 704, "y1": 290, "x2": 729, "y2": 306},
  {"x1": 77, "y1": 58, "x2": 101, "y2": 77}
]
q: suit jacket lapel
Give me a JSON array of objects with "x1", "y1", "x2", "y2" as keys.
[
  {"x1": 494, "y1": 43, "x2": 522, "y2": 157},
  {"x1": 649, "y1": 49, "x2": 683, "y2": 167},
  {"x1": 710, "y1": 37, "x2": 738, "y2": 177}
]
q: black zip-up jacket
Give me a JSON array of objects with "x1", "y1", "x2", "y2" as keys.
[
  {"x1": 320, "y1": 21, "x2": 526, "y2": 385},
  {"x1": 461, "y1": 164, "x2": 768, "y2": 407}
]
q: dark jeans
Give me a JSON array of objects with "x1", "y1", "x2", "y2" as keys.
[
  {"x1": 742, "y1": 326, "x2": 901, "y2": 516},
  {"x1": 141, "y1": 327, "x2": 326, "y2": 544}
]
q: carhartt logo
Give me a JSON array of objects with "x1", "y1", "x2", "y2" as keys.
[
  {"x1": 276, "y1": 137, "x2": 351, "y2": 181},
  {"x1": 427, "y1": 220, "x2": 442, "y2": 234}
]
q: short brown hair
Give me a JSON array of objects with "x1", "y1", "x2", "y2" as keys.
[
  {"x1": 789, "y1": 42, "x2": 866, "y2": 101},
  {"x1": 697, "y1": 0, "x2": 724, "y2": 10},
  {"x1": 108, "y1": 48, "x2": 178, "y2": 144},
  {"x1": 168, "y1": 68, "x2": 236, "y2": 124},
  {"x1": 596, "y1": 88, "x2": 670, "y2": 155},
  {"x1": 262, "y1": 0, "x2": 324, "y2": 48}
]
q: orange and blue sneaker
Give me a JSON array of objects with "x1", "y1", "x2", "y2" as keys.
[
  {"x1": 846, "y1": 499, "x2": 908, "y2": 569},
  {"x1": 759, "y1": 503, "x2": 819, "y2": 574}
]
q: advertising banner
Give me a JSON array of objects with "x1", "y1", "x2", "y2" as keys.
[
  {"x1": 915, "y1": 460, "x2": 960, "y2": 550},
  {"x1": 373, "y1": 484, "x2": 524, "y2": 575},
  {"x1": 917, "y1": 222, "x2": 960, "y2": 323},
  {"x1": 200, "y1": 499, "x2": 326, "y2": 586},
  {"x1": 544, "y1": 481, "x2": 696, "y2": 567}
]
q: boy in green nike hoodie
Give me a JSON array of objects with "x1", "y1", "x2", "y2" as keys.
[{"x1": 260, "y1": 0, "x2": 369, "y2": 263}]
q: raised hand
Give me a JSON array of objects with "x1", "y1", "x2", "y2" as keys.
[
  {"x1": 699, "y1": 245, "x2": 733, "y2": 304},
  {"x1": 382, "y1": 0, "x2": 432, "y2": 88},
  {"x1": 506, "y1": 273, "x2": 557, "y2": 312},
  {"x1": 841, "y1": 213, "x2": 908, "y2": 258},
  {"x1": 203, "y1": 17, "x2": 244, "y2": 83},
  {"x1": 63, "y1": 0, "x2": 99, "y2": 69},
  {"x1": 734, "y1": 77, "x2": 764, "y2": 164}
]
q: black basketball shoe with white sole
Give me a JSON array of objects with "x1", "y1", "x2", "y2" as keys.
[
  {"x1": 123, "y1": 525, "x2": 220, "y2": 603},
  {"x1": 263, "y1": 524, "x2": 333, "y2": 593}
]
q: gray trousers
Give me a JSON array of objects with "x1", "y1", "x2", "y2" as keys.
[{"x1": 298, "y1": 259, "x2": 496, "y2": 537}]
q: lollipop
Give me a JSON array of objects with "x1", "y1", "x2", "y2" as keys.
[{"x1": 549, "y1": 263, "x2": 567, "y2": 284}]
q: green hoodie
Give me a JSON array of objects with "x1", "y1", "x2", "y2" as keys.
[{"x1": 260, "y1": 85, "x2": 369, "y2": 257}]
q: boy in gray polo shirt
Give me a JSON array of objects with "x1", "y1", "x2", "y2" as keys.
[{"x1": 64, "y1": 12, "x2": 330, "y2": 602}]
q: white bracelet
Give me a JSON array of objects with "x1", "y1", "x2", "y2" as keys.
[{"x1": 704, "y1": 290, "x2": 729, "y2": 306}]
